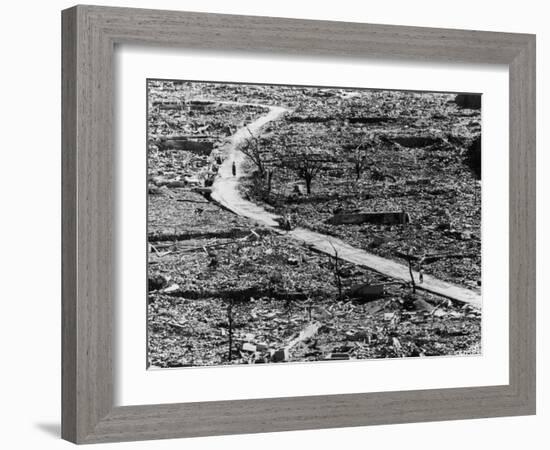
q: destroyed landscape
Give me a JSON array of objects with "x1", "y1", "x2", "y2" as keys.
[{"x1": 147, "y1": 80, "x2": 482, "y2": 368}]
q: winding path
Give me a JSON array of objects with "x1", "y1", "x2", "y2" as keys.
[
  {"x1": 210, "y1": 103, "x2": 481, "y2": 308},
  {"x1": 211, "y1": 104, "x2": 286, "y2": 227}
]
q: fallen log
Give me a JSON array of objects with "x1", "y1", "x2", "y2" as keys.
[
  {"x1": 391, "y1": 135, "x2": 443, "y2": 148},
  {"x1": 193, "y1": 187, "x2": 212, "y2": 199},
  {"x1": 164, "y1": 287, "x2": 309, "y2": 302},
  {"x1": 420, "y1": 253, "x2": 478, "y2": 264},
  {"x1": 148, "y1": 228, "x2": 256, "y2": 242},
  {"x1": 395, "y1": 251, "x2": 478, "y2": 264},
  {"x1": 179, "y1": 231, "x2": 267, "y2": 253},
  {"x1": 287, "y1": 115, "x2": 334, "y2": 123},
  {"x1": 152, "y1": 179, "x2": 187, "y2": 189},
  {"x1": 176, "y1": 198, "x2": 209, "y2": 204},
  {"x1": 326, "y1": 211, "x2": 410, "y2": 226},
  {"x1": 157, "y1": 137, "x2": 214, "y2": 154}
]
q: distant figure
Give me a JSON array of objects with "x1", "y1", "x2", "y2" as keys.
[
  {"x1": 282, "y1": 213, "x2": 293, "y2": 231},
  {"x1": 232, "y1": 161, "x2": 237, "y2": 177}
]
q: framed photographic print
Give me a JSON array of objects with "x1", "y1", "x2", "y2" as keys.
[{"x1": 62, "y1": 5, "x2": 536, "y2": 444}]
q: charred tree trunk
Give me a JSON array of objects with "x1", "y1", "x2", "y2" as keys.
[
  {"x1": 266, "y1": 170, "x2": 273, "y2": 195},
  {"x1": 329, "y1": 242, "x2": 343, "y2": 300},
  {"x1": 227, "y1": 299, "x2": 234, "y2": 362},
  {"x1": 305, "y1": 175, "x2": 312, "y2": 195},
  {"x1": 334, "y1": 255, "x2": 342, "y2": 300},
  {"x1": 407, "y1": 253, "x2": 416, "y2": 294}
]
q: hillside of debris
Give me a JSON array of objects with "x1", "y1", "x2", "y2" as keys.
[{"x1": 148, "y1": 187, "x2": 480, "y2": 367}]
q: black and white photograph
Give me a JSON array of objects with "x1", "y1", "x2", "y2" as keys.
[
  {"x1": 146, "y1": 79, "x2": 482, "y2": 368},
  {"x1": 1, "y1": 0, "x2": 545, "y2": 447}
]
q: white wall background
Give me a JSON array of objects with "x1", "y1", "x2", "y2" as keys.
[{"x1": 0, "y1": 1, "x2": 546, "y2": 448}]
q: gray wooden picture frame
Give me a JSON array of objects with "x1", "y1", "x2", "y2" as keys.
[{"x1": 61, "y1": 5, "x2": 536, "y2": 444}]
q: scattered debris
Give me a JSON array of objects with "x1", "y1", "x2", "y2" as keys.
[
  {"x1": 163, "y1": 283, "x2": 180, "y2": 294},
  {"x1": 241, "y1": 342, "x2": 257, "y2": 352}
]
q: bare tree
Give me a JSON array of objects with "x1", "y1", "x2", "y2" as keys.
[
  {"x1": 282, "y1": 146, "x2": 333, "y2": 195},
  {"x1": 238, "y1": 127, "x2": 266, "y2": 176},
  {"x1": 406, "y1": 247, "x2": 417, "y2": 294},
  {"x1": 265, "y1": 169, "x2": 274, "y2": 196},
  {"x1": 346, "y1": 134, "x2": 382, "y2": 181},
  {"x1": 226, "y1": 298, "x2": 234, "y2": 362},
  {"x1": 306, "y1": 296, "x2": 314, "y2": 321},
  {"x1": 329, "y1": 241, "x2": 343, "y2": 300},
  {"x1": 350, "y1": 142, "x2": 371, "y2": 181},
  {"x1": 239, "y1": 128, "x2": 277, "y2": 196}
]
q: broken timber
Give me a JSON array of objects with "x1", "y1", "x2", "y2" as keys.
[
  {"x1": 326, "y1": 211, "x2": 410, "y2": 226},
  {"x1": 272, "y1": 321, "x2": 322, "y2": 362}
]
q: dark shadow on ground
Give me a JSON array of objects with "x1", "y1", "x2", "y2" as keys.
[
  {"x1": 35, "y1": 422, "x2": 60, "y2": 438},
  {"x1": 159, "y1": 287, "x2": 313, "y2": 302}
]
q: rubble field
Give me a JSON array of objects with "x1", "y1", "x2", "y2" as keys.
[
  {"x1": 147, "y1": 80, "x2": 482, "y2": 367},
  {"x1": 240, "y1": 89, "x2": 481, "y2": 290}
]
